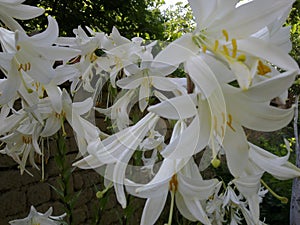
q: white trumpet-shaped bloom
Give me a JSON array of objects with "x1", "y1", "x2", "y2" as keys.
[
  {"x1": 126, "y1": 158, "x2": 220, "y2": 225},
  {"x1": 9, "y1": 206, "x2": 66, "y2": 225}
]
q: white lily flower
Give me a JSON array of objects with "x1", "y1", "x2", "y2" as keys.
[
  {"x1": 0, "y1": 0, "x2": 44, "y2": 31},
  {"x1": 117, "y1": 60, "x2": 179, "y2": 112},
  {"x1": 125, "y1": 158, "x2": 219, "y2": 225},
  {"x1": 0, "y1": 119, "x2": 42, "y2": 175},
  {"x1": 95, "y1": 89, "x2": 136, "y2": 131},
  {"x1": 154, "y1": 0, "x2": 298, "y2": 90},
  {"x1": 0, "y1": 16, "x2": 80, "y2": 105},
  {"x1": 73, "y1": 112, "x2": 160, "y2": 208},
  {"x1": 37, "y1": 89, "x2": 100, "y2": 157},
  {"x1": 9, "y1": 205, "x2": 66, "y2": 225},
  {"x1": 149, "y1": 67, "x2": 295, "y2": 177}
]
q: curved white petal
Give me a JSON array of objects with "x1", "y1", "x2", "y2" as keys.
[
  {"x1": 226, "y1": 90, "x2": 294, "y2": 131},
  {"x1": 44, "y1": 82, "x2": 62, "y2": 113},
  {"x1": 178, "y1": 174, "x2": 219, "y2": 200},
  {"x1": 188, "y1": 0, "x2": 216, "y2": 28},
  {"x1": 217, "y1": 0, "x2": 294, "y2": 38},
  {"x1": 175, "y1": 192, "x2": 197, "y2": 221},
  {"x1": 151, "y1": 76, "x2": 179, "y2": 91},
  {"x1": 240, "y1": 70, "x2": 296, "y2": 102},
  {"x1": 237, "y1": 38, "x2": 299, "y2": 71},
  {"x1": 249, "y1": 143, "x2": 300, "y2": 180},
  {"x1": 154, "y1": 33, "x2": 198, "y2": 66},
  {"x1": 116, "y1": 75, "x2": 143, "y2": 89},
  {"x1": 140, "y1": 193, "x2": 168, "y2": 225},
  {"x1": 161, "y1": 116, "x2": 208, "y2": 159},
  {"x1": 1, "y1": 4, "x2": 44, "y2": 20},
  {"x1": 222, "y1": 121, "x2": 249, "y2": 177},
  {"x1": 28, "y1": 16, "x2": 58, "y2": 46},
  {"x1": 40, "y1": 115, "x2": 61, "y2": 137},
  {"x1": 0, "y1": 61, "x2": 20, "y2": 105},
  {"x1": 148, "y1": 94, "x2": 197, "y2": 120},
  {"x1": 113, "y1": 149, "x2": 133, "y2": 208},
  {"x1": 183, "y1": 198, "x2": 211, "y2": 225}
]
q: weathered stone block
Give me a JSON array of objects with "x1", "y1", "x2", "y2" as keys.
[
  {"x1": 27, "y1": 182, "x2": 51, "y2": 205},
  {"x1": 0, "y1": 190, "x2": 26, "y2": 216}
]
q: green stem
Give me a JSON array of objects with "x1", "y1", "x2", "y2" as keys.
[{"x1": 261, "y1": 179, "x2": 288, "y2": 204}]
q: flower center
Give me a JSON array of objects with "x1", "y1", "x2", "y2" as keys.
[
  {"x1": 257, "y1": 60, "x2": 271, "y2": 76},
  {"x1": 22, "y1": 136, "x2": 32, "y2": 144},
  {"x1": 169, "y1": 174, "x2": 178, "y2": 192}
]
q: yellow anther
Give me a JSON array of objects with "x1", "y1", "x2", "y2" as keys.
[
  {"x1": 213, "y1": 40, "x2": 219, "y2": 52},
  {"x1": 202, "y1": 45, "x2": 207, "y2": 53},
  {"x1": 18, "y1": 64, "x2": 23, "y2": 71},
  {"x1": 257, "y1": 60, "x2": 271, "y2": 75},
  {"x1": 169, "y1": 174, "x2": 178, "y2": 192},
  {"x1": 22, "y1": 136, "x2": 32, "y2": 144},
  {"x1": 227, "y1": 114, "x2": 236, "y2": 132},
  {"x1": 231, "y1": 39, "x2": 237, "y2": 58},
  {"x1": 222, "y1": 29, "x2": 229, "y2": 42},
  {"x1": 16, "y1": 45, "x2": 21, "y2": 51},
  {"x1": 89, "y1": 53, "x2": 97, "y2": 62},
  {"x1": 54, "y1": 112, "x2": 61, "y2": 118},
  {"x1": 18, "y1": 63, "x2": 31, "y2": 72},
  {"x1": 237, "y1": 54, "x2": 246, "y2": 62},
  {"x1": 223, "y1": 45, "x2": 230, "y2": 57},
  {"x1": 221, "y1": 112, "x2": 226, "y2": 124},
  {"x1": 221, "y1": 125, "x2": 225, "y2": 137},
  {"x1": 214, "y1": 115, "x2": 218, "y2": 132}
]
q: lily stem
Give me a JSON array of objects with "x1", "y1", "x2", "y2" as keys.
[
  {"x1": 166, "y1": 190, "x2": 175, "y2": 225},
  {"x1": 261, "y1": 179, "x2": 288, "y2": 204}
]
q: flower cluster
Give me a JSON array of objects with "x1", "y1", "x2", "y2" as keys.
[{"x1": 0, "y1": 0, "x2": 300, "y2": 224}]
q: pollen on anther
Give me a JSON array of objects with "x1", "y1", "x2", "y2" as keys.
[
  {"x1": 213, "y1": 40, "x2": 219, "y2": 52},
  {"x1": 169, "y1": 174, "x2": 178, "y2": 192},
  {"x1": 18, "y1": 64, "x2": 23, "y2": 71},
  {"x1": 231, "y1": 39, "x2": 237, "y2": 58},
  {"x1": 202, "y1": 45, "x2": 207, "y2": 53},
  {"x1": 222, "y1": 30, "x2": 229, "y2": 42},
  {"x1": 237, "y1": 54, "x2": 246, "y2": 62},
  {"x1": 227, "y1": 114, "x2": 236, "y2": 132},
  {"x1": 257, "y1": 60, "x2": 271, "y2": 75},
  {"x1": 223, "y1": 45, "x2": 230, "y2": 57}
]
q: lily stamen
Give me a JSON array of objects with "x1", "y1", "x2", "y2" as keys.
[
  {"x1": 237, "y1": 54, "x2": 246, "y2": 62},
  {"x1": 18, "y1": 64, "x2": 23, "y2": 71},
  {"x1": 222, "y1": 29, "x2": 229, "y2": 42},
  {"x1": 257, "y1": 60, "x2": 271, "y2": 75},
  {"x1": 166, "y1": 175, "x2": 177, "y2": 225},
  {"x1": 231, "y1": 39, "x2": 237, "y2": 58},
  {"x1": 261, "y1": 179, "x2": 288, "y2": 204},
  {"x1": 202, "y1": 45, "x2": 207, "y2": 53},
  {"x1": 214, "y1": 40, "x2": 219, "y2": 52},
  {"x1": 22, "y1": 136, "x2": 32, "y2": 144},
  {"x1": 223, "y1": 45, "x2": 230, "y2": 57},
  {"x1": 169, "y1": 174, "x2": 178, "y2": 192},
  {"x1": 227, "y1": 114, "x2": 236, "y2": 132}
]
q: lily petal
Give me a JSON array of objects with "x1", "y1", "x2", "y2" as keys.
[{"x1": 140, "y1": 193, "x2": 168, "y2": 225}]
